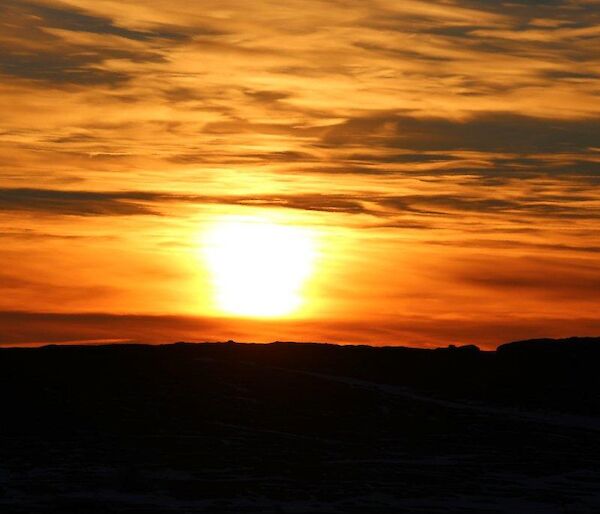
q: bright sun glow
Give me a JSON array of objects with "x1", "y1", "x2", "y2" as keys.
[{"x1": 202, "y1": 216, "x2": 316, "y2": 318}]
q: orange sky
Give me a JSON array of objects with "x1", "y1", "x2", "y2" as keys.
[{"x1": 1, "y1": 0, "x2": 599, "y2": 348}]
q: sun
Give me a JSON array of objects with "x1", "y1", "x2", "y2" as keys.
[{"x1": 202, "y1": 216, "x2": 316, "y2": 318}]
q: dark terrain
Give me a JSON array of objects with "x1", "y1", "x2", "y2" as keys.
[{"x1": 1, "y1": 337, "x2": 599, "y2": 513}]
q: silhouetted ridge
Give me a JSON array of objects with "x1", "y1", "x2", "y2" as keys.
[
  {"x1": 0, "y1": 337, "x2": 599, "y2": 512},
  {"x1": 497, "y1": 336, "x2": 600, "y2": 353}
]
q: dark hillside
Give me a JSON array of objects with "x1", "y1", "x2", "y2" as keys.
[{"x1": 0, "y1": 338, "x2": 599, "y2": 513}]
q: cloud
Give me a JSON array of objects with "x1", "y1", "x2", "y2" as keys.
[
  {"x1": 320, "y1": 112, "x2": 600, "y2": 154},
  {"x1": 0, "y1": 311, "x2": 224, "y2": 345},
  {"x1": 0, "y1": 53, "x2": 134, "y2": 86},
  {"x1": 5, "y1": 0, "x2": 158, "y2": 41},
  {"x1": 2, "y1": 0, "x2": 198, "y2": 41},
  {"x1": 0, "y1": 188, "x2": 372, "y2": 217},
  {"x1": 2, "y1": 310, "x2": 600, "y2": 349},
  {"x1": 427, "y1": 238, "x2": 600, "y2": 254},
  {"x1": 2, "y1": 185, "x2": 597, "y2": 227},
  {"x1": 380, "y1": 193, "x2": 600, "y2": 220},
  {"x1": 1, "y1": 0, "x2": 599, "y2": 347},
  {"x1": 0, "y1": 228, "x2": 96, "y2": 240},
  {"x1": 453, "y1": 255, "x2": 600, "y2": 299},
  {"x1": 0, "y1": 188, "x2": 162, "y2": 216},
  {"x1": 0, "y1": 0, "x2": 193, "y2": 85},
  {"x1": 224, "y1": 193, "x2": 370, "y2": 214}
]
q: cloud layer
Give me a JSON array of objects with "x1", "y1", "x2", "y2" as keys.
[{"x1": 1, "y1": 0, "x2": 599, "y2": 346}]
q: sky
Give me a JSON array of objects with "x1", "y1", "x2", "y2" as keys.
[{"x1": 1, "y1": 0, "x2": 599, "y2": 348}]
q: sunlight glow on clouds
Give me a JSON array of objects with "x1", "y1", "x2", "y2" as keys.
[{"x1": 0, "y1": 0, "x2": 599, "y2": 346}]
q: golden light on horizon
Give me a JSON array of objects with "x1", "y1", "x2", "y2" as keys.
[{"x1": 202, "y1": 216, "x2": 317, "y2": 318}]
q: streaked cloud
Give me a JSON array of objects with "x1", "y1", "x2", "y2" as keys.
[{"x1": 1, "y1": 0, "x2": 598, "y2": 345}]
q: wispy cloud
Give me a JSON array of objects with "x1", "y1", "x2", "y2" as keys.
[{"x1": 1, "y1": 0, "x2": 599, "y2": 345}]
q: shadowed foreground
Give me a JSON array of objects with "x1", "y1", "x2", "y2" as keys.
[{"x1": 1, "y1": 338, "x2": 599, "y2": 513}]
